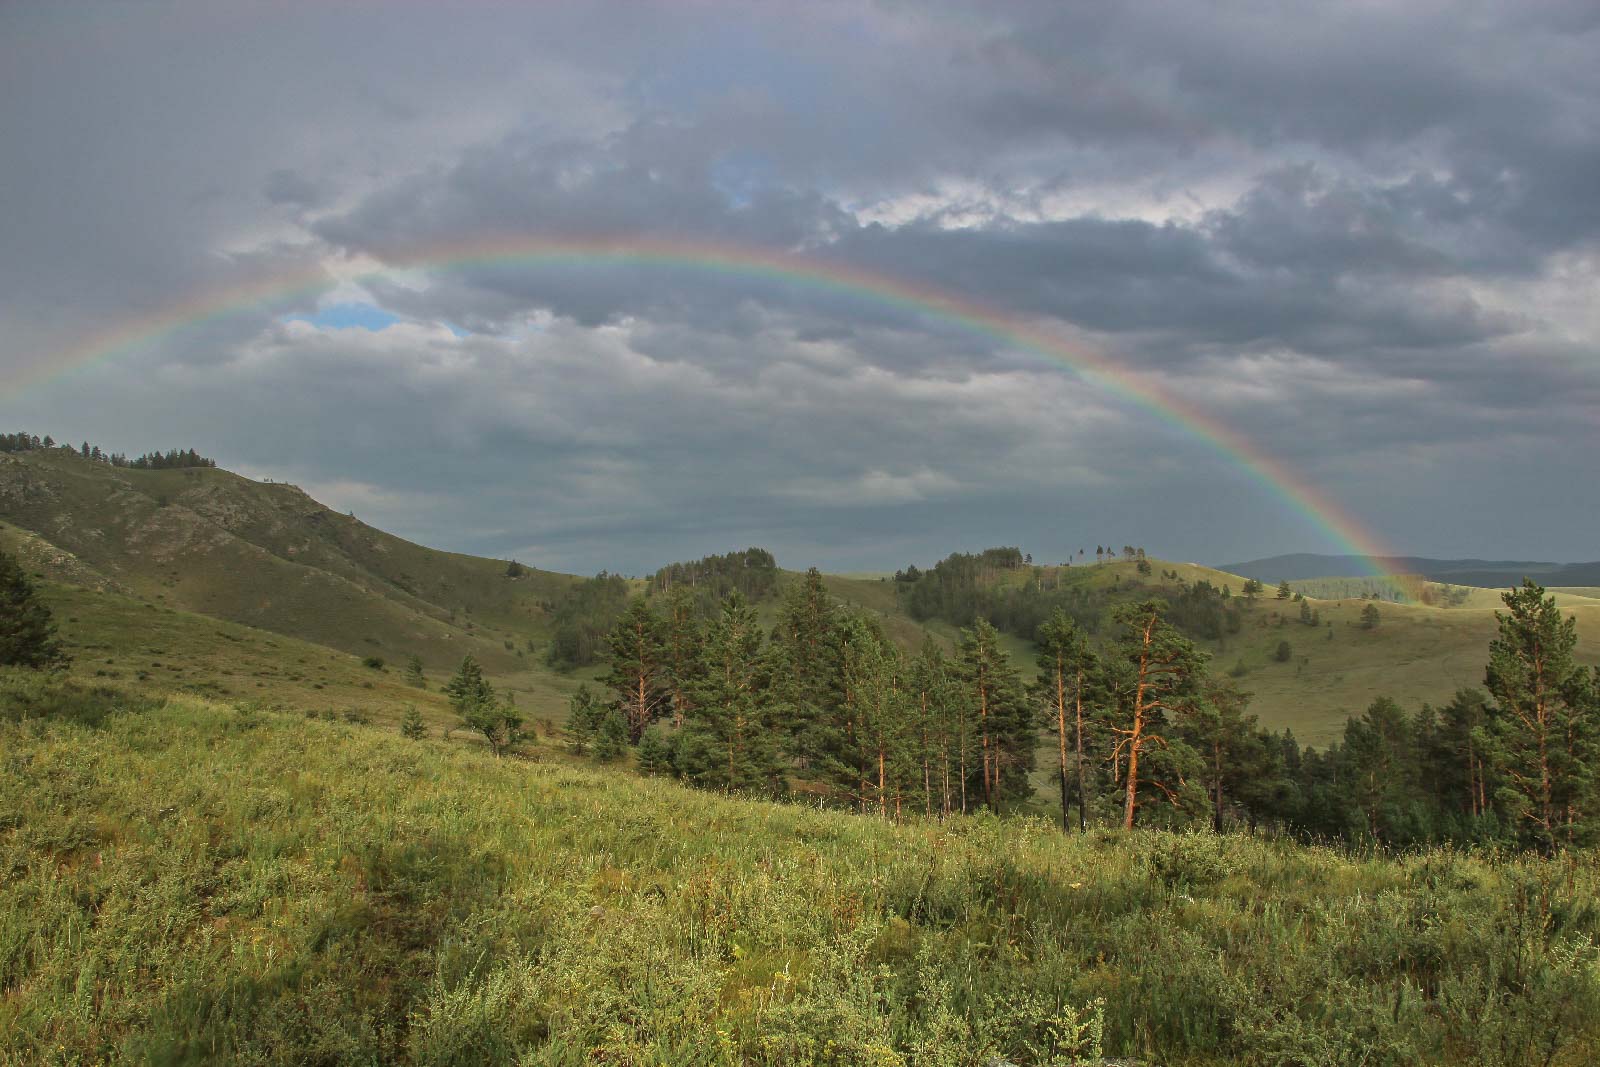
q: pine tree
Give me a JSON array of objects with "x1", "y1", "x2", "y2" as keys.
[
  {"x1": 594, "y1": 708, "x2": 628, "y2": 761},
  {"x1": 444, "y1": 655, "x2": 519, "y2": 756},
  {"x1": 1107, "y1": 600, "x2": 1207, "y2": 829},
  {"x1": 443, "y1": 654, "x2": 492, "y2": 712},
  {"x1": 1482, "y1": 581, "x2": 1595, "y2": 848},
  {"x1": 602, "y1": 597, "x2": 670, "y2": 743},
  {"x1": 908, "y1": 638, "x2": 957, "y2": 817},
  {"x1": 838, "y1": 615, "x2": 911, "y2": 817},
  {"x1": 404, "y1": 653, "x2": 427, "y2": 689},
  {"x1": 768, "y1": 568, "x2": 843, "y2": 770},
  {"x1": 0, "y1": 550, "x2": 69, "y2": 670},
  {"x1": 1035, "y1": 609, "x2": 1097, "y2": 832},
  {"x1": 1361, "y1": 603, "x2": 1382, "y2": 629},
  {"x1": 1276, "y1": 580, "x2": 1292, "y2": 600},
  {"x1": 400, "y1": 706, "x2": 427, "y2": 740},
  {"x1": 680, "y1": 593, "x2": 781, "y2": 794},
  {"x1": 1181, "y1": 680, "x2": 1259, "y2": 832},
  {"x1": 565, "y1": 684, "x2": 604, "y2": 754},
  {"x1": 636, "y1": 727, "x2": 674, "y2": 776},
  {"x1": 1242, "y1": 578, "x2": 1263, "y2": 601},
  {"x1": 1439, "y1": 688, "x2": 1493, "y2": 821},
  {"x1": 1339, "y1": 697, "x2": 1416, "y2": 841},
  {"x1": 660, "y1": 585, "x2": 704, "y2": 729},
  {"x1": 955, "y1": 618, "x2": 1034, "y2": 811}
]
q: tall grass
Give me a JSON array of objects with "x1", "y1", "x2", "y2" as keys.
[{"x1": 2, "y1": 682, "x2": 1597, "y2": 1065}]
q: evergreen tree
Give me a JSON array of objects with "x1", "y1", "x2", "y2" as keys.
[
  {"x1": 400, "y1": 705, "x2": 427, "y2": 740},
  {"x1": 636, "y1": 727, "x2": 674, "y2": 776},
  {"x1": 403, "y1": 653, "x2": 426, "y2": 689},
  {"x1": 1107, "y1": 600, "x2": 1207, "y2": 829},
  {"x1": 660, "y1": 585, "x2": 704, "y2": 729},
  {"x1": 1035, "y1": 609, "x2": 1097, "y2": 832},
  {"x1": 838, "y1": 615, "x2": 911, "y2": 817},
  {"x1": 1438, "y1": 689, "x2": 1495, "y2": 824},
  {"x1": 602, "y1": 597, "x2": 671, "y2": 742},
  {"x1": 1483, "y1": 581, "x2": 1595, "y2": 848},
  {"x1": 1242, "y1": 578, "x2": 1263, "y2": 601},
  {"x1": 1339, "y1": 697, "x2": 1418, "y2": 841},
  {"x1": 1180, "y1": 680, "x2": 1260, "y2": 832},
  {"x1": 565, "y1": 684, "x2": 604, "y2": 755},
  {"x1": 680, "y1": 593, "x2": 782, "y2": 794},
  {"x1": 1276, "y1": 581, "x2": 1292, "y2": 600},
  {"x1": 908, "y1": 638, "x2": 958, "y2": 817},
  {"x1": 1361, "y1": 603, "x2": 1382, "y2": 630},
  {"x1": 444, "y1": 655, "x2": 519, "y2": 756},
  {"x1": 443, "y1": 654, "x2": 492, "y2": 713},
  {"x1": 594, "y1": 708, "x2": 629, "y2": 762},
  {"x1": 0, "y1": 550, "x2": 69, "y2": 670},
  {"x1": 767, "y1": 568, "x2": 842, "y2": 770},
  {"x1": 955, "y1": 618, "x2": 1035, "y2": 810}
]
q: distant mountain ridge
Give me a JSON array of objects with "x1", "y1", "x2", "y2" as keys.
[{"x1": 1218, "y1": 552, "x2": 1600, "y2": 588}]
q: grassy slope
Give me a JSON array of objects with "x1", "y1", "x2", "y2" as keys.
[
  {"x1": 866, "y1": 560, "x2": 1600, "y2": 746},
  {"x1": 0, "y1": 450, "x2": 578, "y2": 675},
  {"x1": 8, "y1": 447, "x2": 1596, "y2": 746},
  {"x1": 3, "y1": 689, "x2": 1597, "y2": 1065},
  {"x1": 31, "y1": 580, "x2": 590, "y2": 733}
]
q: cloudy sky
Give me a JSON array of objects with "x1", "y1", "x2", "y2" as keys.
[{"x1": 2, "y1": 1, "x2": 1596, "y2": 574}]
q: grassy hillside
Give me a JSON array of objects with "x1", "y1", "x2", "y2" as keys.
[
  {"x1": 4, "y1": 684, "x2": 1598, "y2": 1065},
  {"x1": 884, "y1": 558, "x2": 1600, "y2": 745},
  {"x1": 22, "y1": 580, "x2": 588, "y2": 736},
  {"x1": 8, "y1": 446, "x2": 1596, "y2": 747},
  {"x1": 0, "y1": 450, "x2": 579, "y2": 675}
]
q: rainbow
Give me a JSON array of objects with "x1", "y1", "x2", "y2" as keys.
[{"x1": 7, "y1": 235, "x2": 1414, "y2": 591}]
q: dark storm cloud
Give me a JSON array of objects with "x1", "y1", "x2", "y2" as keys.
[{"x1": 2, "y1": 0, "x2": 1597, "y2": 568}]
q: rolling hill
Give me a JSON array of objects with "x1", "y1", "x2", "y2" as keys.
[
  {"x1": 5, "y1": 445, "x2": 1597, "y2": 746},
  {"x1": 1221, "y1": 551, "x2": 1600, "y2": 588},
  {"x1": 0, "y1": 448, "x2": 579, "y2": 676}
]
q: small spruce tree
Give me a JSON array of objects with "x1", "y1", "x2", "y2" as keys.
[
  {"x1": 636, "y1": 727, "x2": 674, "y2": 775},
  {"x1": 404, "y1": 653, "x2": 426, "y2": 689},
  {"x1": 0, "y1": 550, "x2": 69, "y2": 670},
  {"x1": 565, "y1": 684, "x2": 603, "y2": 754},
  {"x1": 400, "y1": 706, "x2": 427, "y2": 740}
]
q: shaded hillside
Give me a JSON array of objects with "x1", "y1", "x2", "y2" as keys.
[{"x1": 0, "y1": 448, "x2": 579, "y2": 673}]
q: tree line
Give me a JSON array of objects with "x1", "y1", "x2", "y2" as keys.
[
  {"x1": 550, "y1": 572, "x2": 1596, "y2": 851},
  {"x1": 0, "y1": 431, "x2": 216, "y2": 470},
  {"x1": 544, "y1": 549, "x2": 782, "y2": 671}
]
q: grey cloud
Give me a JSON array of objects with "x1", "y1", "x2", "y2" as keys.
[{"x1": 2, "y1": 0, "x2": 1598, "y2": 569}]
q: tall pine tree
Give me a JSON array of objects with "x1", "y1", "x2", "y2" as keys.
[
  {"x1": 1483, "y1": 581, "x2": 1596, "y2": 848},
  {"x1": 1107, "y1": 601, "x2": 1206, "y2": 829},
  {"x1": 1034, "y1": 609, "x2": 1096, "y2": 832},
  {"x1": 602, "y1": 597, "x2": 671, "y2": 743},
  {"x1": 680, "y1": 593, "x2": 782, "y2": 794}
]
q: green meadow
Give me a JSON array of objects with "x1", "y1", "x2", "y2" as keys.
[{"x1": 4, "y1": 680, "x2": 1598, "y2": 1066}]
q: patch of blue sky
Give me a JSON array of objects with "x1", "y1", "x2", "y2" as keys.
[{"x1": 288, "y1": 302, "x2": 403, "y2": 331}]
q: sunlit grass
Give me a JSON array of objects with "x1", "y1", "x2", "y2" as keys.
[{"x1": 3, "y1": 679, "x2": 1597, "y2": 1065}]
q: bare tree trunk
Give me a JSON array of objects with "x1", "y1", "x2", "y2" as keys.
[
  {"x1": 1213, "y1": 742, "x2": 1225, "y2": 833},
  {"x1": 1075, "y1": 668, "x2": 1087, "y2": 833},
  {"x1": 979, "y1": 672, "x2": 993, "y2": 809},
  {"x1": 878, "y1": 744, "x2": 887, "y2": 818},
  {"x1": 1122, "y1": 614, "x2": 1156, "y2": 831},
  {"x1": 1055, "y1": 658, "x2": 1071, "y2": 832}
]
